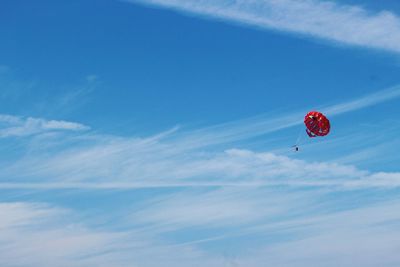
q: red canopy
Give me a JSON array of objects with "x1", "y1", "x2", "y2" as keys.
[{"x1": 304, "y1": 111, "x2": 330, "y2": 138}]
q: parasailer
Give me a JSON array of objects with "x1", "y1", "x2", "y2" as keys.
[{"x1": 293, "y1": 111, "x2": 330, "y2": 151}]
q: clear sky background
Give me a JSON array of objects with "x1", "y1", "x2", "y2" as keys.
[{"x1": 1, "y1": 0, "x2": 400, "y2": 266}]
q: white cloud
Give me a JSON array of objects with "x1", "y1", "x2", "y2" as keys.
[
  {"x1": 2, "y1": 193, "x2": 398, "y2": 266},
  {"x1": 0, "y1": 109, "x2": 399, "y2": 190},
  {"x1": 238, "y1": 200, "x2": 400, "y2": 267},
  {"x1": 3, "y1": 135, "x2": 400, "y2": 189},
  {"x1": 0, "y1": 201, "x2": 232, "y2": 267},
  {"x1": 131, "y1": 188, "x2": 273, "y2": 228},
  {"x1": 323, "y1": 84, "x2": 400, "y2": 115},
  {"x1": 1, "y1": 83, "x2": 399, "y2": 141},
  {"x1": 0, "y1": 114, "x2": 89, "y2": 138},
  {"x1": 129, "y1": 0, "x2": 400, "y2": 53},
  {"x1": 1, "y1": 105, "x2": 399, "y2": 267},
  {"x1": 41, "y1": 119, "x2": 89, "y2": 131},
  {"x1": 172, "y1": 84, "x2": 400, "y2": 149},
  {"x1": 0, "y1": 202, "x2": 130, "y2": 267},
  {"x1": 2, "y1": 85, "x2": 400, "y2": 266}
]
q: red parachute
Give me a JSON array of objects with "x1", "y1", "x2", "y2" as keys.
[{"x1": 304, "y1": 111, "x2": 330, "y2": 138}]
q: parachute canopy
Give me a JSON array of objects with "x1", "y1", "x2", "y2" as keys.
[{"x1": 304, "y1": 111, "x2": 330, "y2": 138}]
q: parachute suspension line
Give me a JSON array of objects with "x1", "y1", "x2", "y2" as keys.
[
  {"x1": 293, "y1": 126, "x2": 305, "y2": 151},
  {"x1": 294, "y1": 126, "x2": 304, "y2": 145}
]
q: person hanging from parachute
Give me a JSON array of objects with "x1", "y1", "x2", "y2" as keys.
[{"x1": 293, "y1": 111, "x2": 330, "y2": 151}]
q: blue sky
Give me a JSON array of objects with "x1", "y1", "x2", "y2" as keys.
[{"x1": 1, "y1": 0, "x2": 400, "y2": 266}]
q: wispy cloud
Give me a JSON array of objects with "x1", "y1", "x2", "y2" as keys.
[
  {"x1": 3, "y1": 148, "x2": 399, "y2": 189},
  {"x1": 222, "y1": 199, "x2": 400, "y2": 267},
  {"x1": 1, "y1": 85, "x2": 399, "y2": 185},
  {"x1": 0, "y1": 202, "x2": 128, "y2": 267},
  {"x1": 0, "y1": 69, "x2": 97, "y2": 117},
  {"x1": 129, "y1": 0, "x2": 400, "y2": 53},
  {"x1": 323, "y1": 84, "x2": 400, "y2": 115},
  {"x1": 0, "y1": 201, "x2": 230, "y2": 267},
  {"x1": 2, "y1": 85, "x2": 400, "y2": 266},
  {"x1": 0, "y1": 114, "x2": 89, "y2": 138},
  {"x1": 166, "y1": 84, "x2": 400, "y2": 152},
  {"x1": 49, "y1": 76, "x2": 98, "y2": 114},
  {"x1": 2, "y1": 191, "x2": 399, "y2": 266}
]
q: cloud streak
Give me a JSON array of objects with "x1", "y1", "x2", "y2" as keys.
[
  {"x1": 173, "y1": 84, "x2": 400, "y2": 148},
  {"x1": 129, "y1": 0, "x2": 400, "y2": 53},
  {"x1": 1, "y1": 85, "x2": 399, "y2": 190},
  {"x1": 1, "y1": 85, "x2": 400, "y2": 266},
  {"x1": 0, "y1": 202, "x2": 130, "y2": 267},
  {"x1": 0, "y1": 114, "x2": 89, "y2": 138},
  {"x1": 323, "y1": 84, "x2": 400, "y2": 115},
  {"x1": 0, "y1": 201, "x2": 231, "y2": 267}
]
